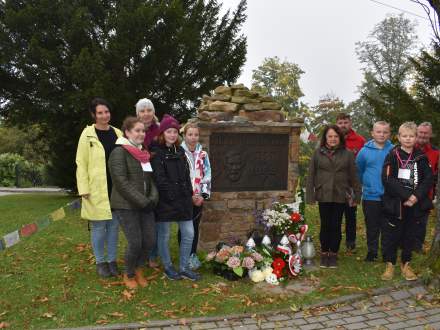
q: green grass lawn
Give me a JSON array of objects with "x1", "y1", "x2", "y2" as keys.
[{"x1": 0, "y1": 194, "x2": 435, "y2": 329}]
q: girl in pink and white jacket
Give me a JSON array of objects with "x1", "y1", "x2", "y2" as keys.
[{"x1": 178, "y1": 122, "x2": 211, "y2": 269}]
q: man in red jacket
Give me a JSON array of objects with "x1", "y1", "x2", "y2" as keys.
[
  {"x1": 336, "y1": 113, "x2": 366, "y2": 253},
  {"x1": 415, "y1": 122, "x2": 439, "y2": 252}
]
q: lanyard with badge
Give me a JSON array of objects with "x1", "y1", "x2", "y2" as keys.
[{"x1": 396, "y1": 149, "x2": 412, "y2": 180}]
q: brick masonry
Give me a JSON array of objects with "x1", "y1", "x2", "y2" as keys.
[{"x1": 196, "y1": 121, "x2": 303, "y2": 251}]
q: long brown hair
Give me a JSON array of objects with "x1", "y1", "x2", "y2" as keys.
[{"x1": 320, "y1": 125, "x2": 345, "y2": 148}]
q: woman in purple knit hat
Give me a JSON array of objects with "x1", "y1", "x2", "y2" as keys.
[{"x1": 150, "y1": 115, "x2": 201, "y2": 281}]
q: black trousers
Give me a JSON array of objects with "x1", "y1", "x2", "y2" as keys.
[
  {"x1": 115, "y1": 209, "x2": 156, "y2": 277},
  {"x1": 318, "y1": 202, "x2": 345, "y2": 253},
  {"x1": 414, "y1": 213, "x2": 429, "y2": 251},
  {"x1": 178, "y1": 205, "x2": 202, "y2": 254},
  {"x1": 343, "y1": 204, "x2": 357, "y2": 245},
  {"x1": 362, "y1": 200, "x2": 385, "y2": 256},
  {"x1": 382, "y1": 207, "x2": 424, "y2": 265}
]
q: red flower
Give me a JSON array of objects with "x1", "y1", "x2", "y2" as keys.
[
  {"x1": 291, "y1": 212, "x2": 301, "y2": 223},
  {"x1": 272, "y1": 267, "x2": 283, "y2": 279},
  {"x1": 272, "y1": 258, "x2": 286, "y2": 270}
]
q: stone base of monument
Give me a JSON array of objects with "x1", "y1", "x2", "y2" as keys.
[{"x1": 194, "y1": 83, "x2": 304, "y2": 251}]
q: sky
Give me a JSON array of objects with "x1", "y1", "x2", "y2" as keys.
[{"x1": 220, "y1": 0, "x2": 435, "y2": 106}]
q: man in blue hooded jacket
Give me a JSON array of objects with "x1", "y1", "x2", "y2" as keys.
[{"x1": 356, "y1": 121, "x2": 394, "y2": 262}]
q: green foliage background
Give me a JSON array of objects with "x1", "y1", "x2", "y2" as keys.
[{"x1": 0, "y1": 0, "x2": 247, "y2": 189}]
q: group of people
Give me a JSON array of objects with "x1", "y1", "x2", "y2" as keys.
[
  {"x1": 76, "y1": 98, "x2": 437, "y2": 286},
  {"x1": 306, "y1": 113, "x2": 438, "y2": 281},
  {"x1": 76, "y1": 97, "x2": 211, "y2": 288}
]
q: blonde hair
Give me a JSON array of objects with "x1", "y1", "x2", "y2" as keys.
[
  {"x1": 398, "y1": 122, "x2": 417, "y2": 135},
  {"x1": 182, "y1": 122, "x2": 199, "y2": 135},
  {"x1": 372, "y1": 121, "x2": 390, "y2": 130}
]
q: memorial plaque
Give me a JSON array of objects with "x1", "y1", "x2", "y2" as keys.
[{"x1": 210, "y1": 133, "x2": 289, "y2": 191}]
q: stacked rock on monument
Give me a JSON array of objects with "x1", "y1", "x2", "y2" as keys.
[{"x1": 197, "y1": 84, "x2": 285, "y2": 123}]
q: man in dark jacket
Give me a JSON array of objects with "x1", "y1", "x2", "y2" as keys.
[{"x1": 335, "y1": 113, "x2": 366, "y2": 253}]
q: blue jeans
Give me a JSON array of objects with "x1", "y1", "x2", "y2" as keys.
[
  {"x1": 90, "y1": 215, "x2": 119, "y2": 264},
  {"x1": 148, "y1": 225, "x2": 159, "y2": 261},
  {"x1": 157, "y1": 220, "x2": 194, "y2": 272}
]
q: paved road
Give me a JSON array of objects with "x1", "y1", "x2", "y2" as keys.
[
  {"x1": 0, "y1": 187, "x2": 64, "y2": 196},
  {"x1": 77, "y1": 285, "x2": 439, "y2": 330}
]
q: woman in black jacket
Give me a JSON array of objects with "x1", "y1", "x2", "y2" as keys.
[{"x1": 150, "y1": 115, "x2": 200, "y2": 281}]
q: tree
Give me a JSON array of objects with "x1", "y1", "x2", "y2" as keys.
[
  {"x1": 308, "y1": 93, "x2": 345, "y2": 134},
  {"x1": 0, "y1": 0, "x2": 247, "y2": 189},
  {"x1": 355, "y1": 14, "x2": 418, "y2": 88},
  {"x1": 251, "y1": 56, "x2": 306, "y2": 118},
  {"x1": 355, "y1": 14, "x2": 419, "y2": 132}
]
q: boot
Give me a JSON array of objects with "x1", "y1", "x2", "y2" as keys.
[
  {"x1": 135, "y1": 268, "x2": 148, "y2": 287},
  {"x1": 401, "y1": 262, "x2": 417, "y2": 281},
  {"x1": 381, "y1": 262, "x2": 394, "y2": 281},
  {"x1": 108, "y1": 261, "x2": 120, "y2": 277},
  {"x1": 96, "y1": 262, "x2": 111, "y2": 278},
  {"x1": 328, "y1": 252, "x2": 338, "y2": 268},
  {"x1": 123, "y1": 274, "x2": 138, "y2": 289},
  {"x1": 320, "y1": 252, "x2": 328, "y2": 268}
]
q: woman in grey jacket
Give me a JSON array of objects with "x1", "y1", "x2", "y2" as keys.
[{"x1": 109, "y1": 117, "x2": 159, "y2": 289}]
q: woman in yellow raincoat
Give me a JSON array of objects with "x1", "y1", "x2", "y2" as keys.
[{"x1": 76, "y1": 98, "x2": 122, "y2": 278}]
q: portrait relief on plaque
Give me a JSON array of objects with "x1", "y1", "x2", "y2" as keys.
[{"x1": 210, "y1": 133, "x2": 289, "y2": 192}]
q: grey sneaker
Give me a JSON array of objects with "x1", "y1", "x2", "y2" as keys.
[
  {"x1": 180, "y1": 269, "x2": 202, "y2": 281},
  {"x1": 189, "y1": 253, "x2": 201, "y2": 270},
  {"x1": 96, "y1": 262, "x2": 111, "y2": 278},
  {"x1": 164, "y1": 267, "x2": 182, "y2": 280}
]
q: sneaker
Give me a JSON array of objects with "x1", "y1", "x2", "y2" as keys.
[
  {"x1": 189, "y1": 254, "x2": 201, "y2": 270},
  {"x1": 401, "y1": 262, "x2": 417, "y2": 281},
  {"x1": 164, "y1": 267, "x2": 182, "y2": 281},
  {"x1": 108, "y1": 261, "x2": 120, "y2": 276},
  {"x1": 180, "y1": 269, "x2": 202, "y2": 281},
  {"x1": 364, "y1": 252, "x2": 378, "y2": 262},
  {"x1": 381, "y1": 262, "x2": 394, "y2": 281},
  {"x1": 96, "y1": 262, "x2": 111, "y2": 278},
  {"x1": 320, "y1": 252, "x2": 328, "y2": 268},
  {"x1": 328, "y1": 253, "x2": 338, "y2": 268}
]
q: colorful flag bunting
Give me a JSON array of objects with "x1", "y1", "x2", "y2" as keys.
[
  {"x1": 37, "y1": 217, "x2": 51, "y2": 230},
  {"x1": 3, "y1": 230, "x2": 20, "y2": 248},
  {"x1": 50, "y1": 207, "x2": 66, "y2": 221},
  {"x1": 20, "y1": 223, "x2": 38, "y2": 238}
]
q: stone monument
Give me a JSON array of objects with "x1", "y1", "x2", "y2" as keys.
[{"x1": 195, "y1": 84, "x2": 303, "y2": 250}]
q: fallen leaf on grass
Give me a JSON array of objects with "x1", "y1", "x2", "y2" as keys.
[
  {"x1": 146, "y1": 274, "x2": 159, "y2": 281},
  {"x1": 42, "y1": 312, "x2": 54, "y2": 318},
  {"x1": 75, "y1": 243, "x2": 88, "y2": 252},
  {"x1": 108, "y1": 312, "x2": 124, "y2": 318},
  {"x1": 143, "y1": 312, "x2": 149, "y2": 317},
  {"x1": 0, "y1": 322, "x2": 9, "y2": 329},
  {"x1": 122, "y1": 290, "x2": 134, "y2": 301},
  {"x1": 290, "y1": 304, "x2": 300, "y2": 312},
  {"x1": 96, "y1": 319, "x2": 109, "y2": 325}
]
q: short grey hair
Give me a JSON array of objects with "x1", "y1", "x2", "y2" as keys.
[
  {"x1": 418, "y1": 122, "x2": 432, "y2": 129},
  {"x1": 135, "y1": 98, "x2": 155, "y2": 115}
]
